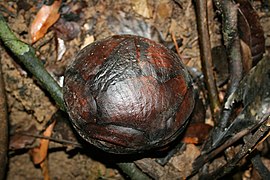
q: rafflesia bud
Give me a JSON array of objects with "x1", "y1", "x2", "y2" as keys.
[{"x1": 63, "y1": 35, "x2": 195, "y2": 154}]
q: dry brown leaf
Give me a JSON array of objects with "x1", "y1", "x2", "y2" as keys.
[
  {"x1": 155, "y1": 0, "x2": 172, "y2": 20},
  {"x1": 236, "y1": 0, "x2": 265, "y2": 65},
  {"x1": 132, "y1": 0, "x2": 152, "y2": 18},
  {"x1": 182, "y1": 122, "x2": 212, "y2": 144},
  {"x1": 182, "y1": 137, "x2": 199, "y2": 144},
  {"x1": 9, "y1": 125, "x2": 37, "y2": 150},
  {"x1": 30, "y1": 0, "x2": 62, "y2": 43},
  {"x1": 29, "y1": 120, "x2": 56, "y2": 165},
  {"x1": 40, "y1": 159, "x2": 50, "y2": 180},
  {"x1": 170, "y1": 144, "x2": 200, "y2": 178}
]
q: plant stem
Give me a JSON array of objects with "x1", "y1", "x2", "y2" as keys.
[{"x1": 195, "y1": 0, "x2": 221, "y2": 122}]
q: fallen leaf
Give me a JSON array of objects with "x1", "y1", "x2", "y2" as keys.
[
  {"x1": 170, "y1": 144, "x2": 200, "y2": 178},
  {"x1": 155, "y1": 0, "x2": 173, "y2": 20},
  {"x1": 107, "y1": 11, "x2": 163, "y2": 42},
  {"x1": 80, "y1": 35, "x2": 95, "y2": 49},
  {"x1": 182, "y1": 123, "x2": 212, "y2": 144},
  {"x1": 182, "y1": 137, "x2": 199, "y2": 144},
  {"x1": 40, "y1": 159, "x2": 50, "y2": 180},
  {"x1": 132, "y1": 0, "x2": 153, "y2": 18},
  {"x1": 240, "y1": 39, "x2": 253, "y2": 74},
  {"x1": 9, "y1": 125, "x2": 37, "y2": 150},
  {"x1": 211, "y1": 45, "x2": 229, "y2": 87},
  {"x1": 56, "y1": 37, "x2": 66, "y2": 61},
  {"x1": 209, "y1": 55, "x2": 270, "y2": 150},
  {"x1": 236, "y1": 0, "x2": 265, "y2": 66},
  {"x1": 53, "y1": 18, "x2": 81, "y2": 41},
  {"x1": 30, "y1": 0, "x2": 62, "y2": 43},
  {"x1": 29, "y1": 120, "x2": 56, "y2": 165}
]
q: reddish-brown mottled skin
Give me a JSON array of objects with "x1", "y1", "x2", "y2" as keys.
[{"x1": 63, "y1": 35, "x2": 195, "y2": 154}]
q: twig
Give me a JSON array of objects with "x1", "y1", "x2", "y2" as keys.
[
  {"x1": 171, "y1": 32, "x2": 181, "y2": 58},
  {"x1": 117, "y1": 163, "x2": 151, "y2": 180},
  {"x1": 209, "y1": 116, "x2": 270, "y2": 178},
  {"x1": 195, "y1": 0, "x2": 221, "y2": 122},
  {"x1": 0, "y1": 47, "x2": 8, "y2": 180},
  {"x1": 0, "y1": 13, "x2": 148, "y2": 179},
  {"x1": 198, "y1": 0, "x2": 244, "y2": 166},
  {"x1": 17, "y1": 132, "x2": 83, "y2": 148},
  {"x1": 191, "y1": 113, "x2": 269, "y2": 176},
  {"x1": 213, "y1": 0, "x2": 243, "y2": 129}
]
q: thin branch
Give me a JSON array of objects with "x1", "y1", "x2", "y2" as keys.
[
  {"x1": 171, "y1": 32, "x2": 181, "y2": 58},
  {"x1": 209, "y1": 116, "x2": 270, "y2": 178},
  {"x1": 213, "y1": 0, "x2": 243, "y2": 129},
  {"x1": 17, "y1": 132, "x2": 83, "y2": 148},
  {"x1": 191, "y1": 113, "x2": 269, "y2": 176},
  {"x1": 195, "y1": 0, "x2": 221, "y2": 122},
  {"x1": 117, "y1": 163, "x2": 151, "y2": 180},
  {"x1": 0, "y1": 47, "x2": 8, "y2": 180}
]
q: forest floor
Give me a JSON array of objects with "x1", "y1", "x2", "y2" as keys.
[{"x1": 1, "y1": 0, "x2": 270, "y2": 179}]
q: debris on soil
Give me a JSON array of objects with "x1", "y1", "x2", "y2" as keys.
[{"x1": 1, "y1": 0, "x2": 270, "y2": 179}]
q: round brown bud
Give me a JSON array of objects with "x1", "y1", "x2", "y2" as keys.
[{"x1": 63, "y1": 35, "x2": 195, "y2": 154}]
